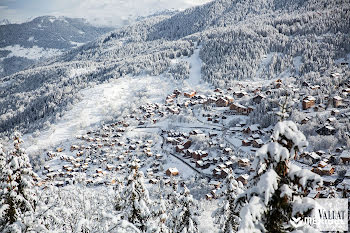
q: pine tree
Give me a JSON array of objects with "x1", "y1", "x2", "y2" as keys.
[
  {"x1": 120, "y1": 161, "x2": 151, "y2": 232},
  {"x1": 0, "y1": 132, "x2": 37, "y2": 233},
  {"x1": 165, "y1": 178, "x2": 181, "y2": 230},
  {"x1": 114, "y1": 177, "x2": 124, "y2": 211},
  {"x1": 213, "y1": 169, "x2": 244, "y2": 233},
  {"x1": 147, "y1": 196, "x2": 169, "y2": 233},
  {"x1": 0, "y1": 143, "x2": 6, "y2": 179},
  {"x1": 276, "y1": 91, "x2": 293, "y2": 122},
  {"x1": 174, "y1": 185, "x2": 199, "y2": 233},
  {"x1": 0, "y1": 144, "x2": 7, "y2": 209},
  {"x1": 235, "y1": 121, "x2": 322, "y2": 233}
]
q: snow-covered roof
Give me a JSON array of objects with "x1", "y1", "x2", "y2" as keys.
[
  {"x1": 239, "y1": 174, "x2": 249, "y2": 179},
  {"x1": 318, "y1": 161, "x2": 327, "y2": 167},
  {"x1": 304, "y1": 96, "x2": 316, "y2": 101},
  {"x1": 325, "y1": 125, "x2": 335, "y2": 130},
  {"x1": 209, "y1": 180, "x2": 221, "y2": 186},
  {"x1": 308, "y1": 152, "x2": 321, "y2": 160},
  {"x1": 340, "y1": 150, "x2": 350, "y2": 158},
  {"x1": 232, "y1": 102, "x2": 246, "y2": 109},
  {"x1": 254, "y1": 139, "x2": 263, "y2": 144},
  {"x1": 239, "y1": 158, "x2": 250, "y2": 163},
  {"x1": 345, "y1": 170, "x2": 350, "y2": 177},
  {"x1": 327, "y1": 117, "x2": 337, "y2": 122},
  {"x1": 167, "y1": 167, "x2": 179, "y2": 173},
  {"x1": 307, "y1": 190, "x2": 318, "y2": 198},
  {"x1": 249, "y1": 124, "x2": 260, "y2": 131},
  {"x1": 196, "y1": 160, "x2": 203, "y2": 166}
]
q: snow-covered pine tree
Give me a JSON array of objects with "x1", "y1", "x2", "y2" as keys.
[
  {"x1": 212, "y1": 169, "x2": 244, "y2": 233},
  {"x1": 276, "y1": 91, "x2": 293, "y2": 122},
  {"x1": 147, "y1": 196, "x2": 169, "y2": 233},
  {"x1": 174, "y1": 185, "x2": 199, "y2": 233},
  {"x1": 0, "y1": 144, "x2": 7, "y2": 206},
  {"x1": 0, "y1": 132, "x2": 37, "y2": 233},
  {"x1": 114, "y1": 177, "x2": 124, "y2": 211},
  {"x1": 120, "y1": 161, "x2": 151, "y2": 232},
  {"x1": 165, "y1": 177, "x2": 181, "y2": 230},
  {"x1": 0, "y1": 143, "x2": 6, "y2": 178},
  {"x1": 236, "y1": 121, "x2": 322, "y2": 233}
]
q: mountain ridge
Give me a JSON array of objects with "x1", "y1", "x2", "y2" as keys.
[{"x1": 0, "y1": 15, "x2": 113, "y2": 78}]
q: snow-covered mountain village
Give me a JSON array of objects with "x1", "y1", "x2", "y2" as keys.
[{"x1": 0, "y1": 0, "x2": 349, "y2": 232}]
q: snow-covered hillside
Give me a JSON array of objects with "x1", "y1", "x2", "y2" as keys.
[
  {"x1": 23, "y1": 74, "x2": 176, "y2": 155},
  {"x1": 23, "y1": 46, "x2": 205, "y2": 160},
  {"x1": 0, "y1": 0, "x2": 349, "y2": 232},
  {"x1": 1, "y1": 0, "x2": 349, "y2": 137}
]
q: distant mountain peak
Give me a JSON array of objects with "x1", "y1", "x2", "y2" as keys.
[{"x1": 0, "y1": 15, "x2": 113, "y2": 78}]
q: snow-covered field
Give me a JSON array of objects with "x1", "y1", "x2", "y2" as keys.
[
  {"x1": 0, "y1": 45, "x2": 63, "y2": 60},
  {"x1": 23, "y1": 74, "x2": 177, "y2": 155}
]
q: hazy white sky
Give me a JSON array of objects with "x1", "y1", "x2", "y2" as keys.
[{"x1": 0, "y1": 0, "x2": 212, "y2": 26}]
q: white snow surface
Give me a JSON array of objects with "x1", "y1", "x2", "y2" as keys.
[
  {"x1": 0, "y1": 45, "x2": 63, "y2": 60},
  {"x1": 293, "y1": 56, "x2": 302, "y2": 74},
  {"x1": 238, "y1": 196, "x2": 265, "y2": 233},
  {"x1": 251, "y1": 169, "x2": 279, "y2": 205},
  {"x1": 70, "y1": 41, "x2": 85, "y2": 47},
  {"x1": 184, "y1": 47, "x2": 203, "y2": 87},
  {"x1": 23, "y1": 74, "x2": 176, "y2": 155},
  {"x1": 289, "y1": 163, "x2": 322, "y2": 188},
  {"x1": 254, "y1": 52, "x2": 275, "y2": 79},
  {"x1": 272, "y1": 121, "x2": 308, "y2": 154},
  {"x1": 69, "y1": 66, "x2": 97, "y2": 78}
]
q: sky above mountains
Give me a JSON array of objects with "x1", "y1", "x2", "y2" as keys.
[{"x1": 0, "y1": 0, "x2": 212, "y2": 26}]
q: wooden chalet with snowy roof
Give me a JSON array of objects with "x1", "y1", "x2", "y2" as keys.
[
  {"x1": 234, "y1": 91, "x2": 248, "y2": 98},
  {"x1": 340, "y1": 150, "x2": 350, "y2": 164},
  {"x1": 253, "y1": 94, "x2": 266, "y2": 104},
  {"x1": 243, "y1": 124, "x2": 260, "y2": 134},
  {"x1": 229, "y1": 103, "x2": 253, "y2": 115},
  {"x1": 302, "y1": 96, "x2": 316, "y2": 110},
  {"x1": 184, "y1": 91, "x2": 196, "y2": 98},
  {"x1": 316, "y1": 125, "x2": 336, "y2": 136},
  {"x1": 238, "y1": 158, "x2": 250, "y2": 167},
  {"x1": 312, "y1": 162, "x2": 335, "y2": 176},
  {"x1": 330, "y1": 72, "x2": 341, "y2": 79},
  {"x1": 216, "y1": 97, "x2": 229, "y2": 107},
  {"x1": 252, "y1": 139, "x2": 264, "y2": 148},
  {"x1": 236, "y1": 174, "x2": 249, "y2": 185},
  {"x1": 241, "y1": 139, "x2": 252, "y2": 146},
  {"x1": 302, "y1": 152, "x2": 321, "y2": 164},
  {"x1": 166, "y1": 167, "x2": 179, "y2": 176},
  {"x1": 333, "y1": 96, "x2": 343, "y2": 108}
]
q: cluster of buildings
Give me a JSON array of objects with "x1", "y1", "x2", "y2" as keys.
[{"x1": 36, "y1": 70, "x2": 350, "y2": 200}]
